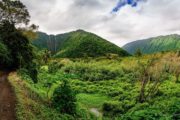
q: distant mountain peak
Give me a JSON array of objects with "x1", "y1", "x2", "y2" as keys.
[{"x1": 76, "y1": 29, "x2": 86, "y2": 32}]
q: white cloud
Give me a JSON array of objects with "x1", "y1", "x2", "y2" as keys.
[{"x1": 21, "y1": 0, "x2": 180, "y2": 46}]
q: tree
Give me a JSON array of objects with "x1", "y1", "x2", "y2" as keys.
[
  {"x1": 0, "y1": 0, "x2": 38, "y2": 40},
  {"x1": 0, "y1": 40, "x2": 11, "y2": 68},
  {"x1": 0, "y1": 0, "x2": 30, "y2": 25},
  {"x1": 43, "y1": 49, "x2": 51, "y2": 64},
  {"x1": 138, "y1": 59, "x2": 167, "y2": 103},
  {"x1": 52, "y1": 79, "x2": 76, "y2": 115},
  {"x1": 135, "y1": 48, "x2": 142, "y2": 57},
  {"x1": 172, "y1": 62, "x2": 180, "y2": 83},
  {"x1": 0, "y1": 21, "x2": 38, "y2": 82},
  {"x1": 0, "y1": 0, "x2": 38, "y2": 82},
  {"x1": 0, "y1": 21, "x2": 34, "y2": 68}
]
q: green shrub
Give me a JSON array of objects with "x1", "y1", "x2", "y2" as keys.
[
  {"x1": 52, "y1": 79, "x2": 76, "y2": 115},
  {"x1": 48, "y1": 61, "x2": 63, "y2": 73},
  {"x1": 62, "y1": 62, "x2": 123, "y2": 81},
  {"x1": 0, "y1": 41, "x2": 11, "y2": 68},
  {"x1": 128, "y1": 109, "x2": 163, "y2": 120},
  {"x1": 18, "y1": 64, "x2": 38, "y2": 84},
  {"x1": 102, "y1": 101, "x2": 124, "y2": 117},
  {"x1": 135, "y1": 48, "x2": 142, "y2": 57},
  {"x1": 108, "y1": 90, "x2": 123, "y2": 97},
  {"x1": 27, "y1": 62, "x2": 38, "y2": 83}
]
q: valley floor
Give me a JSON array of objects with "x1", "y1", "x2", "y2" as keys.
[{"x1": 6, "y1": 52, "x2": 180, "y2": 120}]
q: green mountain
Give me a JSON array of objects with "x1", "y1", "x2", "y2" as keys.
[
  {"x1": 33, "y1": 30, "x2": 129, "y2": 58},
  {"x1": 32, "y1": 32, "x2": 69, "y2": 53},
  {"x1": 123, "y1": 34, "x2": 180, "y2": 54}
]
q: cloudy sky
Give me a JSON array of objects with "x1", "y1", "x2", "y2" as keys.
[{"x1": 21, "y1": 0, "x2": 180, "y2": 46}]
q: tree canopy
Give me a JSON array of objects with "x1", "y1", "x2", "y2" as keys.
[
  {"x1": 0, "y1": 0, "x2": 37, "y2": 82},
  {"x1": 0, "y1": 0, "x2": 30, "y2": 25}
]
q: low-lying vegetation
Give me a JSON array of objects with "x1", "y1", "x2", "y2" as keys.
[{"x1": 16, "y1": 52, "x2": 180, "y2": 120}]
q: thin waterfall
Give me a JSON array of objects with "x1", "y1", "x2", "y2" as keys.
[
  {"x1": 48, "y1": 35, "x2": 51, "y2": 51},
  {"x1": 47, "y1": 35, "x2": 57, "y2": 53},
  {"x1": 54, "y1": 36, "x2": 57, "y2": 52}
]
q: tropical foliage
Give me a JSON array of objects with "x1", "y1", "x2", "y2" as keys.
[{"x1": 15, "y1": 52, "x2": 180, "y2": 120}]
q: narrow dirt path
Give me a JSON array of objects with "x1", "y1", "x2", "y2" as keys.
[{"x1": 0, "y1": 72, "x2": 16, "y2": 120}]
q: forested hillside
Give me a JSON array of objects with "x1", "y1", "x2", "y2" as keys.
[
  {"x1": 32, "y1": 32, "x2": 69, "y2": 53},
  {"x1": 33, "y1": 30, "x2": 129, "y2": 58},
  {"x1": 123, "y1": 34, "x2": 180, "y2": 54}
]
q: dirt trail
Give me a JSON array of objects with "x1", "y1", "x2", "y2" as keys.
[{"x1": 0, "y1": 72, "x2": 16, "y2": 120}]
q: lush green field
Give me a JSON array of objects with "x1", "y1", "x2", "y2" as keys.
[{"x1": 12, "y1": 52, "x2": 180, "y2": 120}]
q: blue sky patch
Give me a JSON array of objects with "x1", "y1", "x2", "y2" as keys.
[{"x1": 112, "y1": 0, "x2": 146, "y2": 12}]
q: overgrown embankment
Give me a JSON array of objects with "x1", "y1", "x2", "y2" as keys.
[
  {"x1": 8, "y1": 72, "x2": 97, "y2": 120},
  {"x1": 8, "y1": 72, "x2": 72, "y2": 120}
]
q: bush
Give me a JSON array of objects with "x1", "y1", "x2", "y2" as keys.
[
  {"x1": 128, "y1": 109, "x2": 163, "y2": 120},
  {"x1": 62, "y1": 62, "x2": 123, "y2": 81},
  {"x1": 106, "y1": 53, "x2": 120, "y2": 60},
  {"x1": 102, "y1": 101, "x2": 124, "y2": 117},
  {"x1": 52, "y1": 79, "x2": 76, "y2": 115},
  {"x1": 0, "y1": 41, "x2": 11, "y2": 68},
  {"x1": 48, "y1": 61, "x2": 64, "y2": 73},
  {"x1": 27, "y1": 62, "x2": 38, "y2": 83},
  {"x1": 135, "y1": 48, "x2": 142, "y2": 57},
  {"x1": 18, "y1": 63, "x2": 38, "y2": 84}
]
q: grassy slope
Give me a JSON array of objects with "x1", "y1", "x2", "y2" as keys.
[{"x1": 123, "y1": 34, "x2": 180, "y2": 54}]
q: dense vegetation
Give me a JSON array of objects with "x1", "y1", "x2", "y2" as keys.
[
  {"x1": 33, "y1": 30, "x2": 129, "y2": 58},
  {"x1": 0, "y1": 1, "x2": 179, "y2": 120},
  {"x1": 123, "y1": 34, "x2": 180, "y2": 54},
  {"x1": 0, "y1": 40, "x2": 10, "y2": 67},
  {"x1": 0, "y1": 0, "x2": 37, "y2": 80},
  {"x1": 13, "y1": 52, "x2": 180, "y2": 120}
]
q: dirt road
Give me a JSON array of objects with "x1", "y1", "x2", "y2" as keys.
[{"x1": 0, "y1": 72, "x2": 16, "y2": 120}]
